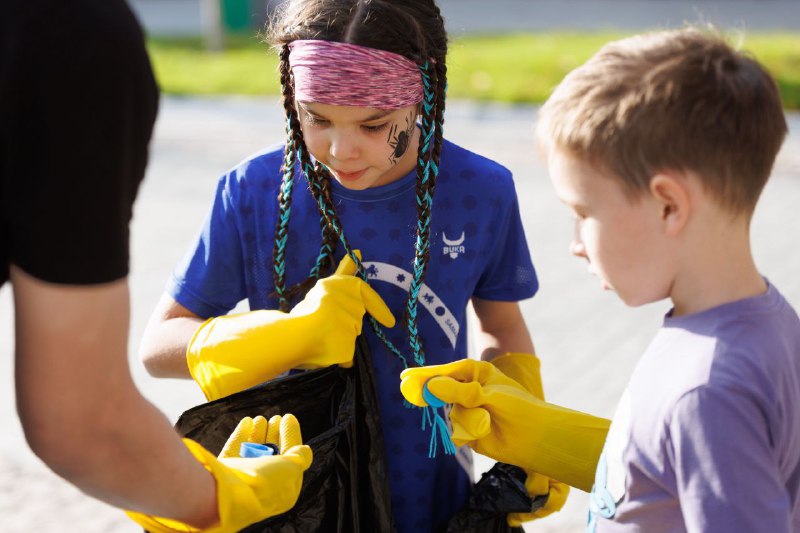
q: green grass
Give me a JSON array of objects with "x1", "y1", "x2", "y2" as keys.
[
  {"x1": 741, "y1": 34, "x2": 800, "y2": 110},
  {"x1": 147, "y1": 32, "x2": 800, "y2": 109},
  {"x1": 147, "y1": 35, "x2": 279, "y2": 95}
]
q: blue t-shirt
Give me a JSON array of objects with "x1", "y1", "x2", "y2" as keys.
[
  {"x1": 169, "y1": 139, "x2": 537, "y2": 532},
  {"x1": 588, "y1": 281, "x2": 800, "y2": 532}
]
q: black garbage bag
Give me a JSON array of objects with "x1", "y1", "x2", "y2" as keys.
[
  {"x1": 445, "y1": 462, "x2": 547, "y2": 533},
  {"x1": 175, "y1": 336, "x2": 395, "y2": 532},
  {"x1": 173, "y1": 335, "x2": 544, "y2": 532}
]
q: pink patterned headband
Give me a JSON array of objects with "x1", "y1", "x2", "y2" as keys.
[{"x1": 288, "y1": 40, "x2": 424, "y2": 109}]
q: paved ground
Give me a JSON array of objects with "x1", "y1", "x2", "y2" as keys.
[{"x1": 1, "y1": 95, "x2": 798, "y2": 531}]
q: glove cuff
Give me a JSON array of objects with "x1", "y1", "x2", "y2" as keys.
[
  {"x1": 123, "y1": 440, "x2": 214, "y2": 532},
  {"x1": 125, "y1": 511, "x2": 201, "y2": 533},
  {"x1": 186, "y1": 310, "x2": 303, "y2": 402},
  {"x1": 186, "y1": 317, "x2": 221, "y2": 401},
  {"x1": 506, "y1": 469, "x2": 569, "y2": 526},
  {"x1": 490, "y1": 352, "x2": 544, "y2": 399},
  {"x1": 124, "y1": 438, "x2": 262, "y2": 533},
  {"x1": 183, "y1": 439, "x2": 267, "y2": 533}
]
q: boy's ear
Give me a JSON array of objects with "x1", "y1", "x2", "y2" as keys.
[{"x1": 649, "y1": 172, "x2": 690, "y2": 236}]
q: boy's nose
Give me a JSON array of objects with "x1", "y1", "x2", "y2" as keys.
[
  {"x1": 570, "y1": 239, "x2": 586, "y2": 258},
  {"x1": 570, "y1": 220, "x2": 586, "y2": 257}
]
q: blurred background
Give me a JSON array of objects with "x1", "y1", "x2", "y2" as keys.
[
  {"x1": 127, "y1": 0, "x2": 800, "y2": 107},
  {"x1": 1, "y1": 1, "x2": 799, "y2": 531}
]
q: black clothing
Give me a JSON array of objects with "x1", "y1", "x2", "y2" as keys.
[{"x1": 0, "y1": 0, "x2": 159, "y2": 286}]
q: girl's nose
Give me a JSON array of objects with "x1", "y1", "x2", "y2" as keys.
[{"x1": 330, "y1": 131, "x2": 359, "y2": 161}]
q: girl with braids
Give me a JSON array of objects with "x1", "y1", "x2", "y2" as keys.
[{"x1": 139, "y1": 0, "x2": 568, "y2": 530}]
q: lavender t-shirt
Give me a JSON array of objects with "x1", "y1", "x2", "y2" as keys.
[{"x1": 589, "y1": 281, "x2": 800, "y2": 532}]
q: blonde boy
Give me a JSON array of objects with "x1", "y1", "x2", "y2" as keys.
[
  {"x1": 541, "y1": 28, "x2": 799, "y2": 531},
  {"x1": 401, "y1": 28, "x2": 800, "y2": 531}
]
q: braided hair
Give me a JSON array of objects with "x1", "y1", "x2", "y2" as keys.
[{"x1": 268, "y1": 0, "x2": 448, "y2": 368}]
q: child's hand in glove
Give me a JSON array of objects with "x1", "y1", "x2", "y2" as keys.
[
  {"x1": 401, "y1": 358, "x2": 609, "y2": 492},
  {"x1": 188, "y1": 251, "x2": 395, "y2": 401}
]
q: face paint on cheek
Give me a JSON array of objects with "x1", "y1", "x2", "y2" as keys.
[{"x1": 386, "y1": 110, "x2": 417, "y2": 165}]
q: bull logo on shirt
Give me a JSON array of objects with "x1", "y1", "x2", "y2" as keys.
[{"x1": 443, "y1": 231, "x2": 466, "y2": 259}]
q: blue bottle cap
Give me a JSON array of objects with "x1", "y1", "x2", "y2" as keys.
[
  {"x1": 239, "y1": 442, "x2": 279, "y2": 458},
  {"x1": 422, "y1": 380, "x2": 446, "y2": 408}
]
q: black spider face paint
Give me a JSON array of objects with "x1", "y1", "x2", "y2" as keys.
[{"x1": 387, "y1": 110, "x2": 416, "y2": 165}]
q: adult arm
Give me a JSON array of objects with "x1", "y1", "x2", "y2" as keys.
[
  {"x1": 13, "y1": 267, "x2": 218, "y2": 527},
  {"x1": 6, "y1": 3, "x2": 312, "y2": 528}
]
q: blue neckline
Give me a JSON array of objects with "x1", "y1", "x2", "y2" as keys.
[{"x1": 330, "y1": 166, "x2": 418, "y2": 202}]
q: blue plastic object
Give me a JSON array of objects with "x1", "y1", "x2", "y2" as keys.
[
  {"x1": 239, "y1": 442, "x2": 279, "y2": 458},
  {"x1": 422, "y1": 380, "x2": 446, "y2": 408}
]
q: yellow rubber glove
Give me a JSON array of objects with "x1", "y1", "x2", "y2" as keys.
[
  {"x1": 489, "y1": 353, "x2": 569, "y2": 524},
  {"x1": 187, "y1": 252, "x2": 395, "y2": 401},
  {"x1": 126, "y1": 414, "x2": 312, "y2": 533},
  {"x1": 401, "y1": 358, "x2": 610, "y2": 492},
  {"x1": 490, "y1": 352, "x2": 544, "y2": 399}
]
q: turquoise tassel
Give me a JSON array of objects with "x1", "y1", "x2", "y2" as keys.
[
  {"x1": 419, "y1": 382, "x2": 457, "y2": 458},
  {"x1": 427, "y1": 406, "x2": 456, "y2": 458}
]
